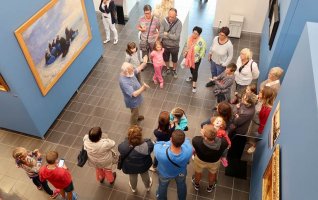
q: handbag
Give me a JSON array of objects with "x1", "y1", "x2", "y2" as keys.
[
  {"x1": 77, "y1": 146, "x2": 88, "y2": 167},
  {"x1": 111, "y1": 149, "x2": 119, "y2": 164},
  {"x1": 139, "y1": 16, "x2": 154, "y2": 52},
  {"x1": 117, "y1": 146, "x2": 135, "y2": 170}
]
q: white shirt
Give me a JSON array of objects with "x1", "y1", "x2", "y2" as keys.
[
  {"x1": 234, "y1": 57, "x2": 260, "y2": 86},
  {"x1": 209, "y1": 36, "x2": 233, "y2": 67},
  {"x1": 102, "y1": 3, "x2": 111, "y2": 19}
]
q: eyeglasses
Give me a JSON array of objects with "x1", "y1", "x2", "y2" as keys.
[
  {"x1": 144, "y1": 12, "x2": 151, "y2": 15},
  {"x1": 219, "y1": 33, "x2": 226, "y2": 37}
]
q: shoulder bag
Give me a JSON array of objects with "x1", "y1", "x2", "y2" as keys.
[
  {"x1": 165, "y1": 147, "x2": 181, "y2": 168},
  {"x1": 117, "y1": 146, "x2": 135, "y2": 170},
  {"x1": 139, "y1": 16, "x2": 154, "y2": 52}
]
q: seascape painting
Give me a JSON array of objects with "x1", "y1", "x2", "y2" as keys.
[{"x1": 15, "y1": 0, "x2": 92, "y2": 96}]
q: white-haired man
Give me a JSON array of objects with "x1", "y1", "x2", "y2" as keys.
[{"x1": 119, "y1": 61, "x2": 149, "y2": 125}]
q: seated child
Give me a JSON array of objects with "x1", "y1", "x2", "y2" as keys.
[
  {"x1": 210, "y1": 116, "x2": 231, "y2": 167},
  {"x1": 210, "y1": 63, "x2": 237, "y2": 103},
  {"x1": 12, "y1": 147, "x2": 60, "y2": 199},
  {"x1": 169, "y1": 107, "x2": 188, "y2": 131}
]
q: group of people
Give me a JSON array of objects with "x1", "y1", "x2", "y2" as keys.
[
  {"x1": 12, "y1": 2, "x2": 286, "y2": 200},
  {"x1": 115, "y1": 3, "x2": 285, "y2": 199}
]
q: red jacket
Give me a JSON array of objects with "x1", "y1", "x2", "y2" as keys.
[
  {"x1": 39, "y1": 165, "x2": 72, "y2": 189},
  {"x1": 258, "y1": 105, "x2": 272, "y2": 134}
]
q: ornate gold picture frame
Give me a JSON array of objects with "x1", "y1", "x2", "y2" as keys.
[
  {"x1": 270, "y1": 101, "x2": 280, "y2": 148},
  {"x1": 0, "y1": 74, "x2": 10, "y2": 92},
  {"x1": 15, "y1": 0, "x2": 92, "y2": 96},
  {"x1": 262, "y1": 144, "x2": 280, "y2": 200}
]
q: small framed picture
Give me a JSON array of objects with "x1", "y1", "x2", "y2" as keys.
[
  {"x1": 270, "y1": 101, "x2": 280, "y2": 148},
  {"x1": 0, "y1": 73, "x2": 10, "y2": 92},
  {"x1": 262, "y1": 144, "x2": 280, "y2": 200}
]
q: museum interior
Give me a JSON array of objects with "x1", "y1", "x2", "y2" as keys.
[{"x1": 1, "y1": 0, "x2": 318, "y2": 199}]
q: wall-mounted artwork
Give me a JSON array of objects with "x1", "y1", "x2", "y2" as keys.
[
  {"x1": 0, "y1": 74, "x2": 10, "y2": 92},
  {"x1": 15, "y1": 0, "x2": 92, "y2": 96},
  {"x1": 270, "y1": 101, "x2": 280, "y2": 148},
  {"x1": 268, "y1": 0, "x2": 276, "y2": 19},
  {"x1": 262, "y1": 144, "x2": 280, "y2": 200},
  {"x1": 268, "y1": 1, "x2": 280, "y2": 50}
]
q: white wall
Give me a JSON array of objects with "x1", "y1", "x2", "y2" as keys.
[{"x1": 213, "y1": 0, "x2": 267, "y2": 33}]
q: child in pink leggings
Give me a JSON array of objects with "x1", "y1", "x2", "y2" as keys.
[{"x1": 150, "y1": 41, "x2": 165, "y2": 88}]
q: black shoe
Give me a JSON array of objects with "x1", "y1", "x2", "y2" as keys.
[
  {"x1": 206, "y1": 81, "x2": 215, "y2": 87},
  {"x1": 100, "y1": 178, "x2": 105, "y2": 184},
  {"x1": 109, "y1": 172, "x2": 116, "y2": 184},
  {"x1": 137, "y1": 115, "x2": 144, "y2": 121},
  {"x1": 191, "y1": 177, "x2": 200, "y2": 191},
  {"x1": 206, "y1": 183, "x2": 216, "y2": 192}
]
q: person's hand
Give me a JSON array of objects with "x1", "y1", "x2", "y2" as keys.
[
  {"x1": 143, "y1": 55, "x2": 148, "y2": 63},
  {"x1": 140, "y1": 25, "x2": 147, "y2": 32},
  {"x1": 236, "y1": 103, "x2": 240, "y2": 109},
  {"x1": 227, "y1": 144, "x2": 231, "y2": 149},
  {"x1": 235, "y1": 114, "x2": 239, "y2": 118},
  {"x1": 164, "y1": 32, "x2": 168, "y2": 36},
  {"x1": 143, "y1": 82, "x2": 150, "y2": 89},
  {"x1": 208, "y1": 53, "x2": 212, "y2": 61},
  {"x1": 234, "y1": 91, "x2": 238, "y2": 95},
  {"x1": 183, "y1": 51, "x2": 188, "y2": 58}
]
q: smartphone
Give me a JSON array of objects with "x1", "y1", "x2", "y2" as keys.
[{"x1": 58, "y1": 159, "x2": 65, "y2": 167}]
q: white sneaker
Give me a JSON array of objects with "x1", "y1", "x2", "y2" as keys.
[
  {"x1": 113, "y1": 39, "x2": 118, "y2": 44},
  {"x1": 129, "y1": 181, "x2": 136, "y2": 193},
  {"x1": 103, "y1": 39, "x2": 110, "y2": 44},
  {"x1": 192, "y1": 87, "x2": 197, "y2": 93},
  {"x1": 186, "y1": 77, "x2": 192, "y2": 82},
  {"x1": 146, "y1": 177, "x2": 153, "y2": 192}
]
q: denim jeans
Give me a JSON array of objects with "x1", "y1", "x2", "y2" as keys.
[
  {"x1": 210, "y1": 60, "x2": 225, "y2": 77},
  {"x1": 156, "y1": 173, "x2": 187, "y2": 200}
]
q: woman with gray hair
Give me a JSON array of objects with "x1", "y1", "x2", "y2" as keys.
[
  {"x1": 260, "y1": 66, "x2": 284, "y2": 93},
  {"x1": 233, "y1": 48, "x2": 260, "y2": 100}
]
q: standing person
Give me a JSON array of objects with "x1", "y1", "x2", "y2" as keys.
[
  {"x1": 233, "y1": 48, "x2": 260, "y2": 98},
  {"x1": 206, "y1": 27, "x2": 233, "y2": 87},
  {"x1": 39, "y1": 151, "x2": 76, "y2": 200},
  {"x1": 184, "y1": 26, "x2": 207, "y2": 93},
  {"x1": 150, "y1": 41, "x2": 165, "y2": 88},
  {"x1": 12, "y1": 147, "x2": 60, "y2": 199},
  {"x1": 137, "y1": 4, "x2": 160, "y2": 58},
  {"x1": 118, "y1": 125, "x2": 154, "y2": 193},
  {"x1": 125, "y1": 42, "x2": 148, "y2": 83},
  {"x1": 83, "y1": 127, "x2": 117, "y2": 184},
  {"x1": 119, "y1": 62, "x2": 149, "y2": 125},
  {"x1": 160, "y1": 8, "x2": 182, "y2": 78},
  {"x1": 260, "y1": 66, "x2": 284, "y2": 93},
  {"x1": 99, "y1": 0, "x2": 118, "y2": 44},
  {"x1": 192, "y1": 125, "x2": 228, "y2": 192},
  {"x1": 150, "y1": 111, "x2": 176, "y2": 171},
  {"x1": 155, "y1": 130, "x2": 193, "y2": 200}
]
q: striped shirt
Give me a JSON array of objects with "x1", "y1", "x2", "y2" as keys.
[{"x1": 138, "y1": 16, "x2": 160, "y2": 43}]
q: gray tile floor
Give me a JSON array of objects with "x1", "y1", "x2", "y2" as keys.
[{"x1": 0, "y1": 0, "x2": 260, "y2": 199}]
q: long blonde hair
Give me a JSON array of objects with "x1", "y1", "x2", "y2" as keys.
[
  {"x1": 12, "y1": 147, "x2": 35, "y2": 167},
  {"x1": 260, "y1": 86, "x2": 277, "y2": 106}
]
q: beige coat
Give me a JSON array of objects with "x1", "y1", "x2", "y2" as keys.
[{"x1": 83, "y1": 134, "x2": 115, "y2": 169}]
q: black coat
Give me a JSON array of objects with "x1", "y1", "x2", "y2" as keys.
[
  {"x1": 99, "y1": 0, "x2": 117, "y2": 24},
  {"x1": 118, "y1": 138, "x2": 153, "y2": 174}
]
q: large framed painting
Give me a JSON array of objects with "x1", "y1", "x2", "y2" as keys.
[
  {"x1": 270, "y1": 101, "x2": 281, "y2": 148},
  {"x1": 0, "y1": 73, "x2": 10, "y2": 92},
  {"x1": 15, "y1": 0, "x2": 92, "y2": 96},
  {"x1": 262, "y1": 144, "x2": 280, "y2": 200}
]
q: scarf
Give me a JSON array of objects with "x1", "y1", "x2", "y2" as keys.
[{"x1": 185, "y1": 36, "x2": 199, "y2": 69}]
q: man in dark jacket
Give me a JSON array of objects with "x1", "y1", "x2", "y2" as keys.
[{"x1": 192, "y1": 124, "x2": 228, "y2": 192}]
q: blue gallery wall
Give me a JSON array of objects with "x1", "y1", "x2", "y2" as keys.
[
  {"x1": 0, "y1": 0, "x2": 103, "y2": 137},
  {"x1": 250, "y1": 23, "x2": 318, "y2": 200},
  {"x1": 258, "y1": 0, "x2": 318, "y2": 82}
]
